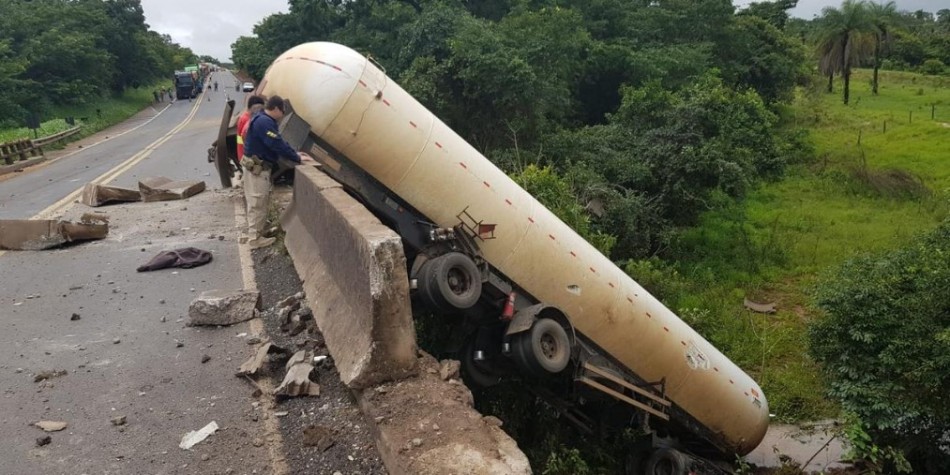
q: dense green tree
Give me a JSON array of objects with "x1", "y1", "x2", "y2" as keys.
[
  {"x1": 0, "y1": 0, "x2": 195, "y2": 125},
  {"x1": 812, "y1": 220, "x2": 950, "y2": 474},
  {"x1": 738, "y1": 0, "x2": 799, "y2": 29}
]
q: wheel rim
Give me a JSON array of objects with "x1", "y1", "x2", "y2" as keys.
[
  {"x1": 540, "y1": 333, "x2": 559, "y2": 361},
  {"x1": 447, "y1": 267, "x2": 471, "y2": 296}
]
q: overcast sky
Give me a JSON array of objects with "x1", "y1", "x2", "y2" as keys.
[{"x1": 141, "y1": 0, "x2": 943, "y2": 63}]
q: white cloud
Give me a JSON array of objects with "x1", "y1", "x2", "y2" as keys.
[{"x1": 141, "y1": 0, "x2": 289, "y2": 62}]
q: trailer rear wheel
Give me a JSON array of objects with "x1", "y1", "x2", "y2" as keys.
[
  {"x1": 422, "y1": 252, "x2": 481, "y2": 310},
  {"x1": 513, "y1": 318, "x2": 571, "y2": 376},
  {"x1": 460, "y1": 339, "x2": 501, "y2": 388},
  {"x1": 644, "y1": 448, "x2": 689, "y2": 475}
]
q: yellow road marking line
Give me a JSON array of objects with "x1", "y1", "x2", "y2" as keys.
[{"x1": 0, "y1": 91, "x2": 206, "y2": 258}]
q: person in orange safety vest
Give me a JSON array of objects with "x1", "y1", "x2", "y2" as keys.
[{"x1": 236, "y1": 95, "x2": 266, "y2": 162}]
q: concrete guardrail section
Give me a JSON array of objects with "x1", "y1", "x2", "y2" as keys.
[{"x1": 281, "y1": 166, "x2": 532, "y2": 475}]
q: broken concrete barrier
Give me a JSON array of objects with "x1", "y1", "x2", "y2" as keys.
[
  {"x1": 188, "y1": 290, "x2": 260, "y2": 326},
  {"x1": 81, "y1": 183, "x2": 141, "y2": 207},
  {"x1": 139, "y1": 176, "x2": 206, "y2": 202},
  {"x1": 0, "y1": 219, "x2": 108, "y2": 250},
  {"x1": 358, "y1": 353, "x2": 531, "y2": 475},
  {"x1": 281, "y1": 166, "x2": 417, "y2": 389}
]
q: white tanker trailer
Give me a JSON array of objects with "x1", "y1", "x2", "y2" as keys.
[{"x1": 246, "y1": 42, "x2": 768, "y2": 473}]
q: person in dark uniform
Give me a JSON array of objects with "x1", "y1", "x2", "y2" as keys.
[{"x1": 241, "y1": 95, "x2": 311, "y2": 248}]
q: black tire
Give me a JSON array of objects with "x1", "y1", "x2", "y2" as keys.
[
  {"x1": 644, "y1": 448, "x2": 689, "y2": 475},
  {"x1": 425, "y1": 252, "x2": 481, "y2": 310},
  {"x1": 512, "y1": 318, "x2": 571, "y2": 376},
  {"x1": 460, "y1": 339, "x2": 501, "y2": 388},
  {"x1": 416, "y1": 259, "x2": 451, "y2": 314}
]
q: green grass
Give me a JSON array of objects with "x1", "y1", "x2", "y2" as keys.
[
  {"x1": 0, "y1": 80, "x2": 174, "y2": 147},
  {"x1": 668, "y1": 69, "x2": 950, "y2": 423}
]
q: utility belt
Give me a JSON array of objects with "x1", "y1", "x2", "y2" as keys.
[{"x1": 242, "y1": 155, "x2": 274, "y2": 176}]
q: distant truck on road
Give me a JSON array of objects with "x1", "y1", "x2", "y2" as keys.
[
  {"x1": 235, "y1": 42, "x2": 770, "y2": 474},
  {"x1": 174, "y1": 71, "x2": 197, "y2": 100}
]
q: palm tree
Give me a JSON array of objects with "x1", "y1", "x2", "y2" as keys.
[
  {"x1": 815, "y1": 0, "x2": 875, "y2": 104},
  {"x1": 867, "y1": 1, "x2": 899, "y2": 95}
]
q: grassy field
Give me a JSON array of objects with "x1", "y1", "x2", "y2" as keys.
[
  {"x1": 0, "y1": 81, "x2": 174, "y2": 146},
  {"x1": 668, "y1": 69, "x2": 950, "y2": 422}
]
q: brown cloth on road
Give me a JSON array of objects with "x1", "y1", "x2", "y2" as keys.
[{"x1": 137, "y1": 247, "x2": 212, "y2": 272}]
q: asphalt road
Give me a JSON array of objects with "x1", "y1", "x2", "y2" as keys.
[{"x1": 0, "y1": 72, "x2": 284, "y2": 474}]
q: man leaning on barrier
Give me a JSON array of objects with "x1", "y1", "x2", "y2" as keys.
[{"x1": 241, "y1": 95, "x2": 313, "y2": 249}]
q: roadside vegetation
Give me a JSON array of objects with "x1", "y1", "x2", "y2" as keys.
[
  {"x1": 0, "y1": 0, "x2": 195, "y2": 142},
  {"x1": 231, "y1": 0, "x2": 950, "y2": 472}
]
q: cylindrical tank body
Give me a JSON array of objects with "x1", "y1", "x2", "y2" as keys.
[{"x1": 260, "y1": 42, "x2": 769, "y2": 455}]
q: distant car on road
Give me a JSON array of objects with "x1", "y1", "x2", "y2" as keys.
[{"x1": 242, "y1": 82, "x2": 255, "y2": 92}]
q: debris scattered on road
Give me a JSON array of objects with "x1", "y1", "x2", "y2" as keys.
[
  {"x1": 139, "y1": 176, "x2": 206, "y2": 202},
  {"x1": 0, "y1": 218, "x2": 108, "y2": 250},
  {"x1": 274, "y1": 351, "x2": 320, "y2": 398},
  {"x1": 111, "y1": 415, "x2": 127, "y2": 426},
  {"x1": 70, "y1": 313, "x2": 81, "y2": 321},
  {"x1": 137, "y1": 247, "x2": 213, "y2": 272},
  {"x1": 236, "y1": 342, "x2": 289, "y2": 377},
  {"x1": 302, "y1": 425, "x2": 335, "y2": 451},
  {"x1": 188, "y1": 290, "x2": 260, "y2": 326},
  {"x1": 33, "y1": 370, "x2": 67, "y2": 383},
  {"x1": 34, "y1": 420, "x2": 68, "y2": 432},
  {"x1": 81, "y1": 183, "x2": 141, "y2": 207},
  {"x1": 179, "y1": 421, "x2": 219, "y2": 450},
  {"x1": 36, "y1": 435, "x2": 52, "y2": 446},
  {"x1": 201, "y1": 354, "x2": 211, "y2": 364}
]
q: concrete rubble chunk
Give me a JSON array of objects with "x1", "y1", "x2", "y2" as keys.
[
  {"x1": 0, "y1": 219, "x2": 108, "y2": 250},
  {"x1": 188, "y1": 290, "x2": 260, "y2": 326},
  {"x1": 179, "y1": 421, "x2": 218, "y2": 450},
  {"x1": 81, "y1": 183, "x2": 141, "y2": 207},
  {"x1": 358, "y1": 353, "x2": 531, "y2": 475},
  {"x1": 236, "y1": 342, "x2": 289, "y2": 377},
  {"x1": 34, "y1": 421, "x2": 68, "y2": 432},
  {"x1": 274, "y1": 351, "x2": 320, "y2": 398},
  {"x1": 439, "y1": 360, "x2": 460, "y2": 381},
  {"x1": 139, "y1": 176, "x2": 206, "y2": 202},
  {"x1": 302, "y1": 425, "x2": 334, "y2": 451}
]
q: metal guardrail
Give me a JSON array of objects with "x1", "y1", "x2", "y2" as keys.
[
  {"x1": 33, "y1": 125, "x2": 81, "y2": 148},
  {"x1": 0, "y1": 125, "x2": 81, "y2": 166}
]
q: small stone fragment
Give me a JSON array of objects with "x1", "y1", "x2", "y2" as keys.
[
  {"x1": 34, "y1": 370, "x2": 67, "y2": 383},
  {"x1": 34, "y1": 421, "x2": 68, "y2": 432},
  {"x1": 111, "y1": 415, "x2": 127, "y2": 426},
  {"x1": 113, "y1": 338, "x2": 121, "y2": 344},
  {"x1": 201, "y1": 355, "x2": 211, "y2": 364},
  {"x1": 70, "y1": 313, "x2": 81, "y2": 321},
  {"x1": 439, "y1": 360, "x2": 461, "y2": 381},
  {"x1": 36, "y1": 435, "x2": 51, "y2": 446},
  {"x1": 412, "y1": 438, "x2": 423, "y2": 447}
]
